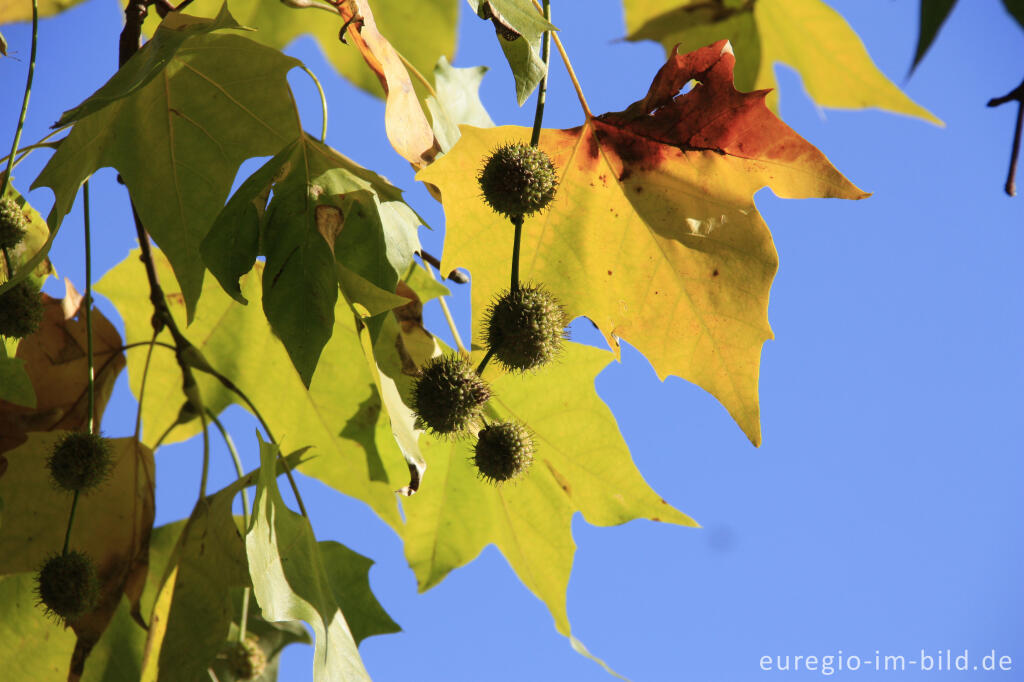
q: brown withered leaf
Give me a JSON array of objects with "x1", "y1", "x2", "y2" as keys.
[
  {"x1": 0, "y1": 285, "x2": 125, "y2": 454},
  {"x1": 0, "y1": 433, "x2": 155, "y2": 680},
  {"x1": 338, "y1": 0, "x2": 440, "y2": 168}
]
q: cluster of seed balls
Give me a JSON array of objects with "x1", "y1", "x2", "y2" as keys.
[
  {"x1": 35, "y1": 432, "x2": 114, "y2": 623},
  {"x1": 0, "y1": 198, "x2": 44, "y2": 339},
  {"x1": 412, "y1": 143, "x2": 567, "y2": 485}
]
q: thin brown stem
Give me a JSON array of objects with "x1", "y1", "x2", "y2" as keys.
[
  {"x1": 988, "y1": 77, "x2": 1024, "y2": 197},
  {"x1": 530, "y1": 0, "x2": 591, "y2": 118}
]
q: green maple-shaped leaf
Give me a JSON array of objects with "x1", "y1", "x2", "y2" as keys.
[
  {"x1": 95, "y1": 249, "x2": 409, "y2": 528},
  {"x1": 427, "y1": 56, "x2": 495, "y2": 154},
  {"x1": 419, "y1": 41, "x2": 868, "y2": 445},
  {"x1": 246, "y1": 438, "x2": 372, "y2": 682},
  {"x1": 623, "y1": 0, "x2": 941, "y2": 123},
  {"x1": 203, "y1": 132, "x2": 420, "y2": 384},
  {"x1": 33, "y1": 6, "x2": 302, "y2": 320},
  {"x1": 401, "y1": 341, "x2": 695, "y2": 661},
  {"x1": 467, "y1": 0, "x2": 557, "y2": 105},
  {"x1": 140, "y1": 0, "x2": 458, "y2": 100}
]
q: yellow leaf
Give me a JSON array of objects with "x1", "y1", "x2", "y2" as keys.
[{"x1": 419, "y1": 41, "x2": 868, "y2": 444}]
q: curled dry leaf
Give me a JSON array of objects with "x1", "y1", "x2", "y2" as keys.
[{"x1": 339, "y1": 0, "x2": 440, "y2": 168}]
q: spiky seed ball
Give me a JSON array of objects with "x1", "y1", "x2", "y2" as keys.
[
  {"x1": 478, "y1": 143, "x2": 558, "y2": 218},
  {"x1": 36, "y1": 550, "x2": 100, "y2": 622},
  {"x1": 0, "y1": 198, "x2": 27, "y2": 250},
  {"x1": 227, "y1": 638, "x2": 267, "y2": 680},
  {"x1": 474, "y1": 421, "x2": 534, "y2": 484},
  {"x1": 485, "y1": 284, "x2": 568, "y2": 372},
  {"x1": 412, "y1": 354, "x2": 491, "y2": 435},
  {"x1": 47, "y1": 432, "x2": 114, "y2": 493},
  {"x1": 0, "y1": 279, "x2": 43, "y2": 339}
]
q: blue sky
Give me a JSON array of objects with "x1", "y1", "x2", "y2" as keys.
[{"x1": 2, "y1": 0, "x2": 1022, "y2": 680}]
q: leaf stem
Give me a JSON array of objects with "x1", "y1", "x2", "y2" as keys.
[
  {"x1": 422, "y1": 259, "x2": 466, "y2": 354},
  {"x1": 300, "y1": 65, "x2": 329, "y2": 143},
  {"x1": 530, "y1": 0, "x2": 591, "y2": 119},
  {"x1": 396, "y1": 50, "x2": 437, "y2": 99},
  {"x1": 198, "y1": 408, "x2": 210, "y2": 499},
  {"x1": 529, "y1": 0, "x2": 551, "y2": 148},
  {"x1": 84, "y1": 181, "x2": 95, "y2": 434},
  {"x1": 0, "y1": 0, "x2": 37, "y2": 199}
]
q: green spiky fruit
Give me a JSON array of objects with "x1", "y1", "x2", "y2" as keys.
[
  {"x1": 227, "y1": 638, "x2": 267, "y2": 680},
  {"x1": 485, "y1": 284, "x2": 568, "y2": 371},
  {"x1": 0, "y1": 279, "x2": 43, "y2": 339},
  {"x1": 0, "y1": 198, "x2": 27, "y2": 250},
  {"x1": 48, "y1": 432, "x2": 114, "y2": 493},
  {"x1": 36, "y1": 550, "x2": 100, "y2": 622},
  {"x1": 474, "y1": 421, "x2": 534, "y2": 484},
  {"x1": 478, "y1": 143, "x2": 558, "y2": 218},
  {"x1": 412, "y1": 354, "x2": 491, "y2": 435}
]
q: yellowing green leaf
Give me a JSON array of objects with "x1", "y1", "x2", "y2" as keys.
[
  {"x1": 624, "y1": 0, "x2": 941, "y2": 123},
  {"x1": 247, "y1": 438, "x2": 372, "y2": 682},
  {"x1": 401, "y1": 342, "x2": 695, "y2": 656},
  {"x1": 95, "y1": 249, "x2": 408, "y2": 528},
  {"x1": 203, "y1": 132, "x2": 420, "y2": 384},
  {"x1": 419, "y1": 42, "x2": 867, "y2": 444},
  {"x1": 34, "y1": 8, "x2": 301, "y2": 320}
]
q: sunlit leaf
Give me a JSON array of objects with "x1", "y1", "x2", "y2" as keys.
[
  {"x1": 427, "y1": 56, "x2": 494, "y2": 153},
  {"x1": 33, "y1": 7, "x2": 302, "y2": 320},
  {"x1": 246, "y1": 437, "x2": 372, "y2": 682},
  {"x1": 140, "y1": 0, "x2": 458, "y2": 102},
  {"x1": 419, "y1": 41, "x2": 868, "y2": 444},
  {"x1": 399, "y1": 341, "x2": 693, "y2": 665},
  {"x1": 0, "y1": 0, "x2": 84, "y2": 25},
  {"x1": 466, "y1": 0, "x2": 556, "y2": 105},
  {"x1": 623, "y1": 0, "x2": 941, "y2": 123}
]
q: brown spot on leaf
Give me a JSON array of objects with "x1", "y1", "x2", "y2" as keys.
[
  {"x1": 607, "y1": 270, "x2": 613, "y2": 276},
  {"x1": 712, "y1": 269, "x2": 719, "y2": 277}
]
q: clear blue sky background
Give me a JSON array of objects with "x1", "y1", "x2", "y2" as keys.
[{"x1": 2, "y1": 0, "x2": 1022, "y2": 680}]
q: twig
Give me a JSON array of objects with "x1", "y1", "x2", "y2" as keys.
[
  {"x1": 510, "y1": 215, "x2": 523, "y2": 293},
  {"x1": 422, "y1": 260, "x2": 466, "y2": 354},
  {"x1": 530, "y1": 0, "x2": 591, "y2": 118},
  {"x1": 0, "y1": 0, "x2": 37, "y2": 199},
  {"x1": 418, "y1": 249, "x2": 468, "y2": 284},
  {"x1": 988, "y1": 77, "x2": 1024, "y2": 197}
]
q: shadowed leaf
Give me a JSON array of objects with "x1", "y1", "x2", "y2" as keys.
[
  {"x1": 427, "y1": 56, "x2": 495, "y2": 154},
  {"x1": 0, "y1": 433, "x2": 155, "y2": 679},
  {"x1": 96, "y1": 249, "x2": 408, "y2": 528},
  {"x1": 0, "y1": 288, "x2": 124, "y2": 454},
  {"x1": 203, "y1": 132, "x2": 420, "y2": 384},
  {"x1": 913, "y1": 0, "x2": 957, "y2": 71},
  {"x1": 246, "y1": 438, "x2": 372, "y2": 681}
]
